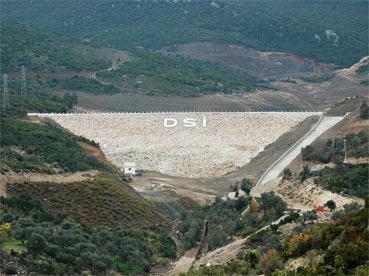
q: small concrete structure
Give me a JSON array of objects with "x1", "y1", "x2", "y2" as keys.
[
  {"x1": 123, "y1": 162, "x2": 136, "y2": 175},
  {"x1": 222, "y1": 189, "x2": 247, "y2": 201}
]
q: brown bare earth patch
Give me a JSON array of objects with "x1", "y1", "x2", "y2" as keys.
[
  {"x1": 342, "y1": 119, "x2": 369, "y2": 133},
  {"x1": 0, "y1": 178, "x2": 6, "y2": 197},
  {"x1": 276, "y1": 177, "x2": 364, "y2": 210},
  {"x1": 160, "y1": 42, "x2": 335, "y2": 78},
  {"x1": 74, "y1": 63, "x2": 368, "y2": 113},
  {"x1": 345, "y1": 156, "x2": 369, "y2": 165},
  {"x1": 78, "y1": 141, "x2": 119, "y2": 170}
]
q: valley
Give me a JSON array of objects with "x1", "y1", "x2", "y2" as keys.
[{"x1": 0, "y1": 1, "x2": 368, "y2": 275}]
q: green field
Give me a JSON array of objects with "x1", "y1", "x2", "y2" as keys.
[{"x1": 2, "y1": 238, "x2": 26, "y2": 253}]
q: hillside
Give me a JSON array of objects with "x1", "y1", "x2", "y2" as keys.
[
  {"x1": 97, "y1": 50, "x2": 272, "y2": 96},
  {"x1": 4, "y1": 173, "x2": 165, "y2": 229},
  {"x1": 0, "y1": 73, "x2": 174, "y2": 275},
  {"x1": 1, "y1": 194, "x2": 175, "y2": 274},
  {"x1": 184, "y1": 201, "x2": 369, "y2": 275},
  {"x1": 2, "y1": 0, "x2": 368, "y2": 67},
  {"x1": 0, "y1": 20, "x2": 112, "y2": 73},
  {"x1": 0, "y1": 118, "x2": 110, "y2": 173},
  {"x1": 1, "y1": 20, "x2": 270, "y2": 97}
]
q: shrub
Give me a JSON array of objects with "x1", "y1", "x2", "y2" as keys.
[
  {"x1": 287, "y1": 233, "x2": 310, "y2": 256},
  {"x1": 299, "y1": 166, "x2": 311, "y2": 183},
  {"x1": 282, "y1": 168, "x2": 292, "y2": 180},
  {"x1": 27, "y1": 233, "x2": 48, "y2": 256},
  {"x1": 326, "y1": 200, "x2": 336, "y2": 211},
  {"x1": 241, "y1": 179, "x2": 252, "y2": 194},
  {"x1": 2, "y1": 214, "x2": 13, "y2": 223}
]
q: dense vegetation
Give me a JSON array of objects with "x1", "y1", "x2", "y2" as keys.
[
  {"x1": 178, "y1": 196, "x2": 248, "y2": 251},
  {"x1": 0, "y1": 118, "x2": 108, "y2": 173},
  {"x1": 315, "y1": 164, "x2": 368, "y2": 199},
  {"x1": 1, "y1": 20, "x2": 271, "y2": 97},
  {"x1": 98, "y1": 51, "x2": 271, "y2": 96},
  {"x1": 302, "y1": 130, "x2": 368, "y2": 164},
  {"x1": 184, "y1": 199, "x2": 369, "y2": 276},
  {"x1": 0, "y1": 20, "x2": 111, "y2": 73},
  {"x1": 283, "y1": 202, "x2": 369, "y2": 275},
  {"x1": 301, "y1": 119, "x2": 368, "y2": 199},
  {"x1": 2, "y1": 1, "x2": 367, "y2": 67},
  {"x1": 0, "y1": 196, "x2": 176, "y2": 275},
  {"x1": 177, "y1": 191, "x2": 286, "y2": 253},
  {"x1": 5, "y1": 173, "x2": 165, "y2": 229}
]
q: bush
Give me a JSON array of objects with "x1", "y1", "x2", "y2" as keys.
[
  {"x1": 302, "y1": 211, "x2": 318, "y2": 224},
  {"x1": 299, "y1": 166, "x2": 311, "y2": 183},
  {"x1": 326, "y1": 200, "x2": 336, "y2": 211},
  {"x1": 260, "y1": 192, "x2": 287, "y2": 218},
  {"x1": 241, "y1": 179, "x2": 252, "y2": 194},
  {"x1": 282, "y1": 168, "x2": 292, "y2": 180},
  {"x1": 27, "y1": 233, "x2": 48, "y2": 256},
  {"x1": 2, "y1": 214, "x2": 13, "y2": 223}
]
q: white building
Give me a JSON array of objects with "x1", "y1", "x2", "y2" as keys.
[{"x1": 123, "y1": 162, "x2": 136, "y2": 175}]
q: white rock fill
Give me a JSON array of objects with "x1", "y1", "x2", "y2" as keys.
[{"x1": 40, "y1": 112, "x2": 316, "y2": 178}]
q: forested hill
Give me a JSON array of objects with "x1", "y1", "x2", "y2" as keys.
[
  {"x1": 1, "y1": 20, "x2": 271, "y2": 97},
  {"x1": 2, "y1": 0, "x2": 367, "y2": 67},
  {"x1": 0, "y1": 20, "x2": 113, "y2": 73}
]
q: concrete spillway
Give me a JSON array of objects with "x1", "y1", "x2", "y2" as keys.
[{"x1": 251, "y1": 115, "x2": 344, "y2": 196}]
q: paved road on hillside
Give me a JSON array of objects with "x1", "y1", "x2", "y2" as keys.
[{"x1": 251, "y1": 116, "x2": 344, "y2": 196}]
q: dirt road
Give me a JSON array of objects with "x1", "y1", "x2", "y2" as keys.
[
  {"x1": 167, "y1": 214, "x2": 288, "y2": 275},
  {"x1": 0, "y1": 171, "x2": 98, "y2": 186}
]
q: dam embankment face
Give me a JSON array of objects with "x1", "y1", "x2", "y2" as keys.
[{"x1": 29, "y1": 112, "x2": 320, "y2": 178}]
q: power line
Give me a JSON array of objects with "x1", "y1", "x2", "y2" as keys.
[{"x1": 21, "y1": 65, "x2": 27, "y2": 94}]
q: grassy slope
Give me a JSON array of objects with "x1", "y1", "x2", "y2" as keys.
[
  {"x1": 1, "y1": 0, "x2": 367, "y2": 67},
  {"x1": 5, "y1": 173, "x2": 165, "y2": 229}
]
